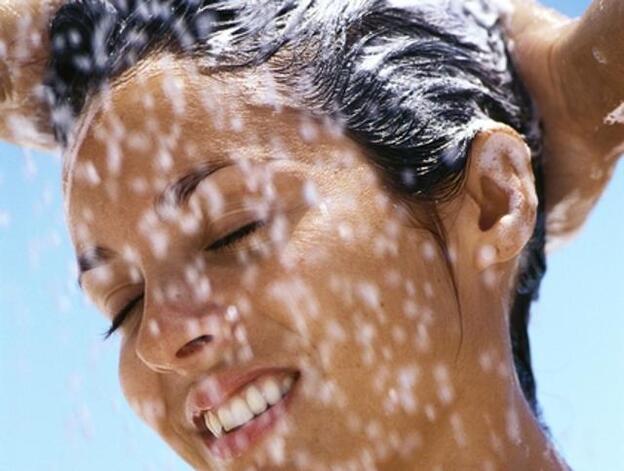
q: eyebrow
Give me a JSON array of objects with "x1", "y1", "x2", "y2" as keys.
[
  {"x1": 77, "y1": 246, "x2": 116, "y2": 287},
  {"x1": 76, "y1": 159, "x2": 235, "y2": 287},
  {"x1": 155, "y1": 159, "x2": 234, "y2": 210}
]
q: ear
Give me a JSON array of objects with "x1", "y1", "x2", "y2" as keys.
[{"x1": 450, "y1": 124, "x2": 538, "y2": 272}]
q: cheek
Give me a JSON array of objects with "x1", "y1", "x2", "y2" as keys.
[
  {"x1": 118, "y1": 338, "x2": 168, "y2": 429},
  {"x1": 275, "y1": 226, "x2": 460, "y2": 392}
]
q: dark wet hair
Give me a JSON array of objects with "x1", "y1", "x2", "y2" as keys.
[{"x1": 45, "y1": 0, "x2": 546, "y2": 416}]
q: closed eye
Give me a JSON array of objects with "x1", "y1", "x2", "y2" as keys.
[
  {"x1": 102, "y1": 222, "x2": 265, "y2": 340},
  {"x1": 207, "y1": 220, "x2": 266, "y2": 252},
  {"x1": 103, "y1": 294, "x2": 144, "y2": 340}
]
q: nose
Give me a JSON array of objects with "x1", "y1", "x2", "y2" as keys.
[{"x1": 134, "y1": 283, "x2": 236, "y2": 376}]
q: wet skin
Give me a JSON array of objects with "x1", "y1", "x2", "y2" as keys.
[
  {"x1": 0, "y1": 1, "x2": 620, "y2": 469},
  {"x1": 65, "y1": 55, "x2": 564, "y2": 470}
]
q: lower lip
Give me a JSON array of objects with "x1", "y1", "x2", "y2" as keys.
[{"x1": 199, "y1": 376, "x2": 299, "y2": 460}]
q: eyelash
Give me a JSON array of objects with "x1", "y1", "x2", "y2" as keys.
[
  {"x1": 103, "y1": 221, "x2": 265, "y2": 339},
  {"x1": 104, "y1": 294, "x2": 143, "y2": 340},
  {"x1": 206, "y1": 220, "x2": 266, "y2": 252}
]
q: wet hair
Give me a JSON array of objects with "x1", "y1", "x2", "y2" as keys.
[{"x1": 45, "y1": 0, "x2": 546, "y2": 416}]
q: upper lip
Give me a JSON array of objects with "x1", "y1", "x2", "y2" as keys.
[{"x1": 185, "y1": 365, "x2": 298, "y2": 431}]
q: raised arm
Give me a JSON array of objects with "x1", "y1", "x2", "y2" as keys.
[
  {"x1": 504, "y1": 0, "x2": 624, "y2": 246},
  {"x1": 0, "y1": 0, "x2": 64, "y2": 150}
]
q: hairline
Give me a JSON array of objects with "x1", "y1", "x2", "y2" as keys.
[{"x1": 49, "y1": 0, "x2": 546, "y2": 415}]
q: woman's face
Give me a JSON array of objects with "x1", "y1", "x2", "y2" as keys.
[{"x1": 65, "y1": 58, "x2": 464, "y2": 469}]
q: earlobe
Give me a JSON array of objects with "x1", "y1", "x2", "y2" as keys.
[{"x1": 458, "y1": 125, "x2": 538, "y2": 272}]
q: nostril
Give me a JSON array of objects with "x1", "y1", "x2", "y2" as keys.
[{"x1": 176, "y1": 335, "x2": 214, "y2": 359}]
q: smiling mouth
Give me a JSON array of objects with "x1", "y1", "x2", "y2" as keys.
[{"x1": 194, "y1": 370, "x2": 300, "y2": 459}]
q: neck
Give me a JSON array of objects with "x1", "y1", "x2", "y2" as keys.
[
  {"x1": 419, "y1": 369, "x2": 568, "y2": 471},
  {"x1": 414, "y1": 266, "x2": 568, "y2": 471}
]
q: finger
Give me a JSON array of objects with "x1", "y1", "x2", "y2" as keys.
[{"x1": 0, "y1": 0, "x2": 64, "y2": 149}]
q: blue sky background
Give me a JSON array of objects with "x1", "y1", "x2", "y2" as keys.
[{"x1": 1, "y1": 1, "x2": 622, "y2": 470}]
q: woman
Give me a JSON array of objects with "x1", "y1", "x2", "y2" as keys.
[{"x1": 0, "y1": 0, "x2": 620, "y2": 469}]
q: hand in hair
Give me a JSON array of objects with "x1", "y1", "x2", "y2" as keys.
[
  {"x1": 0, "y1": 0, "x2": 64, "y2": 149},
  {"x1": 504, "y1": 0, "x2": 623, "y2": 247},
  {"x1": 0, "y1": 0, "x2": 622, "y2": 241}
]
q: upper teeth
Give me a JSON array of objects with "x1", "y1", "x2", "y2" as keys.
[{"x1": 203, "y1": 373, "x2": 295, "y2": 438}]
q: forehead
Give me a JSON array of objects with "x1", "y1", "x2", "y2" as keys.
[
  {"x1": 66, "y1": 57, "x2": 285, "y2": 166},
  {"x1": 63, "y1": 55, "x2": 366, "y2": 249},
  {"x1": 64, "y1": 53, "x2": 355, "y2": 178}
]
